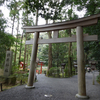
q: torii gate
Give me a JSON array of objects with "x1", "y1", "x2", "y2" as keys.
[
  {"x1": 22, "y1": 14, "x2": 100, "y2": 99},
  {"x1": 38, "y1": 61, "x2": 44, "y2": 74}
]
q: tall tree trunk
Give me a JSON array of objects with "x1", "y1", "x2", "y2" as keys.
[
  {"x1": 14, "y1": 17, "x2": 19, "y2": 66},
  {"x1": 23, "y1": 9, "x2": 31, "y2": 71},
  {"x1": 67, "y1": 4, "x2": 73, "y2": 77},
  {"x1": 35, "y1": 9, "x2": 38, "y2": 26},
  {"x1": 46, "y1": 20, "x2": 52, "y2": 74},
  {"x1": 27, "y1": 53, "x2": 28, "y2": 66},
  {"x1": 26, "y1": 45, "x2": 29, "y2": 67},
  {"x1": 8, "y1": 15, "x2": 15, "y2": 50},
  {"x1": 48, "y1": 32, "x2": 52, "y2": 69},
  {"x1": 12, "y1": 16, "x2": 15, "y2": 35},
  {"x1": 18, "y1": 33, "x2": 23, "y2": 66},
  {"x1": 57, "y1": 50, "x2": 59, "y2": 67},
  {"x1": 68, "y1": 29, "x2": 72, "y2": 77},
  {"x1": 23, "y1": 33, "x2": 27, "y2": 71}
]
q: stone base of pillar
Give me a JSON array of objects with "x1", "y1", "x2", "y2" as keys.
[
  {"x1": 25, "y1": 85, "x2": 35, "y2": 89},
  {"x1": 75, "y1": 94, "x2": 89, "y2": 99}
]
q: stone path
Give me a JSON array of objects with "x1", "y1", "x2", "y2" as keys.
[{"x1": 0, "y1": 72, "x2": 100, "y2": 100}]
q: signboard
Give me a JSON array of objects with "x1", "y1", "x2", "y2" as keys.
[{"x1": 4, "y1": 51, "x2": 13, "y2": 77}]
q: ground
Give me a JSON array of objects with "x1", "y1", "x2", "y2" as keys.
[{"x1": 0, "y1": 71, "x2": 100, "y2": 100}]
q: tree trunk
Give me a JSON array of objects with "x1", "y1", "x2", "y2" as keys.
[
  {"x1": 23, "y1": 9, "x2": 31, "y2": 71},
  {"x1": 12, "y1": 16, "x2": 15, "y2": 35},
  {"x1": 27, "y1": 52, "x2": 28, "y2": 66},
  {"x1": 18, "y1": 33, "x2": 23, "y2": 66},
  {"x1": 23, "y1": 33, "x2": 27, "y2": 71},
  {"x1": 68, "y1": 29, "x2": 72, "y2": 77},
  {"x1": 46, "y1": 20, "x2": 52, "y2": 74},
  {"x1": 48, "y1": 32, "x2": 52, "y2": 71},
  {"x1": 14, "y1": 17, "x2": 19, "y2": 66},
  {"x1": 56, "y1": 45, "x2": 59, "y2": 67}
]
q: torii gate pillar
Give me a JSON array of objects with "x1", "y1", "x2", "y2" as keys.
[
  {"x1": 76, "y1": 26, "x2": 89, "y2": 99},
  {"x1": 25, "y1": 32, "x2": 39, "y2": 88}
]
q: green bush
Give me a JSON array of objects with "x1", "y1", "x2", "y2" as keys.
[
  {"x1": 48, "y1": 67, "x2": 60, "y2": 77},
  {"x1": 96, "y1": 75, "x2": 100, "y2": 82},
  {"x1": 11, "y1": 65, "x2": 19, "y2": 75},
  {"x1": 64, "y1": 67, "x2": 68, "y2": 77},
  {"x1": 48, "y1": 67, "x2": 55, "y2": 76},
  {"x1": 72, "y1": 68, "x2": 76, "y2": 75}
]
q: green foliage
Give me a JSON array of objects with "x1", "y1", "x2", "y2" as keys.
[
  {"x1": 39, "y1": 42, "x2": 68, "y2": 67},
  {"x1": 72, "y1": 0, "x2": 100, "y2": 71},
  {"x1": 39, "y1": 30, "x2": 77, "y2": 69},
  {"x1": 64, "y1": 65, "x2": 69, "y2": 77},
  {"x1": 96, "y1": 75, "x2": 100, "y2": 82},
  {"x1": 48, "y1": 67, "x2": 60, "y2": 77},
  {"x1": 0, "y1": 11, "x2": 15, "y2": 67},
  {"x1": 0, "y1": 0, "x2": 5, "y2": 6},
  {"x1": 52, "y1": 43, "x2": 68, "y2": 67},
  {"x1": 39, "y1": 44, "x2": 48, "y2": 65},
  {"x1": 22, "y1": 11, "x2": 34, "y2": 26},
  {"x1": 12, "y1": 71, "x2": 29, "y2": 85},
  {"x1": 11, "y1": 65, "x2": 19, "y2": 75},
  {"x1": 73, "y1": 0, "x2": 100, "y2": 16},
  {"x1": 83, "y1": 21, "x2": 100, "y2": 71},
  {"x1": 7, "y1": 0, "x2": 21, "y2": 18},
  {"x1": 24, "y1": 0, "x2": 65, "y2": 20}
]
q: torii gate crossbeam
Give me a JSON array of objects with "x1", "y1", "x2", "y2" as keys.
[
  {"x1": 22, "y1": 14, "x2": 100, "y2": 99},
  {"x1": 25, "y1": 34, "x2": 97, "y2": 44}
]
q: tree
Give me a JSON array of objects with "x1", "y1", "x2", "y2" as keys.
[
  {"x1": 0, "y1": 0, "x2": 8, "y2": 5},
  {"x1": 42, "y1": 0, "x2": 65, "y2": 73},
  {"x1": 13, "y1": 17, "x2": 20, "y2": 66},
  {"x1": 21, "y1": 0, "x2": 36, "y2": 70},
  {"x1": 73, "y1": 0, "x2": 100, "y2": 16},
  {"x1": 24, "y1": 0, "x2": 77, "y2": 76},
  {"x1": 18, "y1": 33, "x2": 23, "y2": 66},
  {"x1": 7, "y1": 0, "x2": 22, "y2": 66},
  {"x1": 59, "y1": 1, "x2": 78, "y2": 77},
  {"x1": 73, "y1": 0, "x2": 100, "y2": 72},
  {"x1": 7, "y1": 0, "x2": 21, "y2": 35},
  {"x1": 0, "y1": 10, "x2": 15, "y2": 67}
]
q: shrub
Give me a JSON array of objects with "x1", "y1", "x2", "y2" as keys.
[
  {"x1": 64, "y1": 67, "x2": 68, "y2": 77},
  {"x1": 96, "y1": 75, "x2": 100, "y2": 82},
  {"x1": 48, "y1": 67, "x2": 60, "y2": 77}
]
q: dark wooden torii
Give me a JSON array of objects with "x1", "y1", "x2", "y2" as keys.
[{"x1": 22, "y1": 14, "x2": 100, "y2": 99}]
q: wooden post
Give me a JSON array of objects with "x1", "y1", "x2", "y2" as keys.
[
  {"x1": 0, "y1": 83, "x2": 3, "y2": 91},
  {"x1": 40, "y1": 64, "x2": 42, "y2": 74},
  {"x1": 75, "y1": 26, "x2": 89, "y2": 99},
  {"x1": 25, "y1": 32, "x2": 39, "y2": 88},
  {"x1": 92, "y1": 71, "x2": 95, "y2": 85}
]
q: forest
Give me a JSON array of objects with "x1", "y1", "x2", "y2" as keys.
[{"x1": 0, "y1": 0, "x2": 100, "y2": 80}]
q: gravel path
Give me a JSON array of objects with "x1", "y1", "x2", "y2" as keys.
[{"x1": 0, "y1": 72, "x2": 100, "y2": 100}]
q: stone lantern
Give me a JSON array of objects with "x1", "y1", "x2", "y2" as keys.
[{"x1": 61, "y1": 63, "x2": 66, "y2": 77}]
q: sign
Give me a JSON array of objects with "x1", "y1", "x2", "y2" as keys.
[{"x1": 4, "y1": 51, "x2": 13, "y2": 77}]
